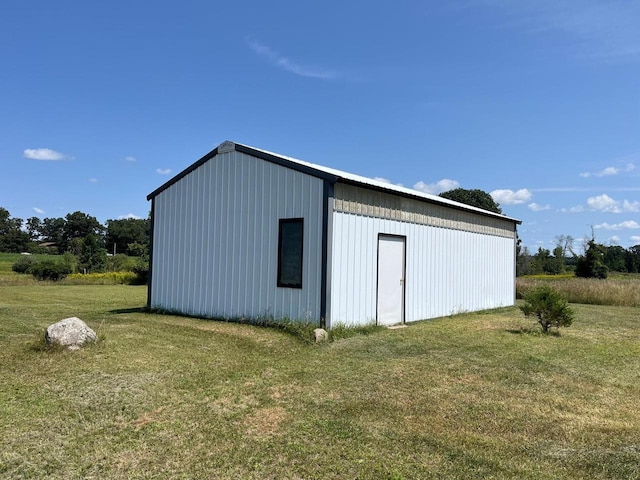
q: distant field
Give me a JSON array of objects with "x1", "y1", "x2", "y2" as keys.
[
  {"x1": 0, "y1": 252, "x2": 51, "y2": 275},
  {"x1": 517, "y1": 274, "x2": 640, "y2": 307},
  {"x1": 1, "y1": 285, "x2": 639, "y2": 479}
]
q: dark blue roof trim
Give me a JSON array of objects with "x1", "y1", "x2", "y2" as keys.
[
  {"x1": 146, "y1": 143, "x2": 339, "y2": 200},
  {"x1": 146, "y1": 147, "x2": 220, "y2": 200}
]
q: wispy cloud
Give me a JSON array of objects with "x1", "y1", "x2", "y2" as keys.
[
  {"x1": 33, "y1": 207, "x2": 45, "y2": 214},
  {"x1": 125, "y1": 156, "x2": 136, "y2": 162},
  {"x1": 246, "y1": 38, "x2": 338, "y2": 80},
  {"x1": 631, "y1": 235, "x2": 640, "y2": 243},
  {"x1": 413, "y1": 179, "x2": 460, "y2": 195},
  {"x1": 118, "y1": 213, "x2": 141, "y2": 220},
  {"x1": 490, "y1": 188, "x2": 532, "y2": 205},
  {"x1": 594, "y1": 220, "x2": 640, "y2": 230},
  {"x1": 156, "y1": 168, "x2": 172, "y2": 175},
  {"x1": 89, "y1": 178, "x2": 98, "y2": 184},
  {"x1": 560, "y1": 205, "x2": 585, "y2": 213},
  {"x1": 528, "y1": 202, "x2": 550, "y2": 212},
  {"x1": 470, "y1": 1, "x2": 640, "y2": 63},
  {"x1": 24, "y1": 148, "x2": 72, "y2": 161},
  {"x1": 580, "y1": 163, "x2": 635, "y2": 178}
]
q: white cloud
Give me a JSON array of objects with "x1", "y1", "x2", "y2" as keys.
[
  {"x1": 594, "y1": 221, "x2": 640, "y2": 230},
  {"x1": 587, "y1": 193, "x2": 619, "y2": 212},
  {"x1": 490, "y1": 189, "x2": 532, "y2": 205},
  {"x1": 622, "y1": 200, "x2": 640, "y2": 212},
  {"x1": 246, "y1": 38, "x2": 337, "y2": 80},
  {"x1": 560, "y1": 205, "x2": 585, "y2": 213},
  {"x1": 609, "y1": 236, "x2": 621, "y2": 244},
  {"x1": 372, "y1": 177, "x2": 404, "y2": 187},
  {"x1": 23, "y1": 148, "x2": 71, "y2": 161},
  {"x1": 372, "y1": 177, "x2": 391, "y2": 184},
  {"x1": 528, "y1": 202, "x2": 550, "y2": 212},
  {"x1": 156, "y1": 168, "x2": 172, "y2": 175},
  {"x1": 89, "y1": 178, "x2": 98, "y2": 184},
  {"x1": 631, "y1": 236, "x2": 640, "y2": 243},
  {"x1": 586, "y1": 194, "x2": 640, "y2": 213},
  {"x1": 125, "y1": 156, "x2": 136, "y2": 162},
  {"x1": 580, "y1": 162, "x2": 636, "y2": 178},
  {"x1": 33, "y1": 207, "x2": 45, "y2": 214},
  {"x1": 413, "y1": 179, "x2": 460, "y2": 195},
  {"x1": 118, "y1": 213, "x2": 142, "y2": 220}
]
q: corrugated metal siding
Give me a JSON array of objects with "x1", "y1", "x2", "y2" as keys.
[
  {"x1": 334, "y1": 183, "x2": 515, "y2": 238},
  {"x1": 151, "y1": 151, "x2": 324, "y2": 321},
  {"x1": 329, "y1": 212, "x2": 516, "y2": 327}
]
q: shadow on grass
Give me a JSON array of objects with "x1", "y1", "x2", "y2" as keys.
[
  {"x1": 109, "y1": 307, "x2": 147, "y2": 314},
  {"x1": 506, "y1": 327, "x2": 561, "y2": 337}
]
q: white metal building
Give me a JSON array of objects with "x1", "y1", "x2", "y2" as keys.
[{"x1": 147, "y1": 140, "x2": 521, "y2": 328}]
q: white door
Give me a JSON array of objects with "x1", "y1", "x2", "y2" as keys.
[{"x1": 377, "y1": 235, "x2": 405, "y2": 326}]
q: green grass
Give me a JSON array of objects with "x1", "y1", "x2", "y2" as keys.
[
  {"x1": 0, "y1": 252, "x2": 51, "y2": 275},
  {"x1": 1, "y1": 286, "x2": 640, "y2": 479}
]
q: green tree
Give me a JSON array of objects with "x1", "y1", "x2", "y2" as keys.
[
  {"x1": 626, "y1": 245, "x2": 640, "y2": 273},
  {"x1": 77, "y1": 234, "x2": 107, "y2": 273},
  {"x1": 105, "y1": 217, "x2": 150, "y2": 255},
  {"x1": 547, "y1": 246, "x2": 565, "y2": 275},
  {"x1": 62, "y1": 211, "x2": 104, "y2": 251},
  {"x1": 25, "y1": 217, "x2": 42, "y2": 242},
  {"x1": 576, "y1": 240, "x2": 608, "y2": 279},
  {"x1": 520, "y1": 285, "x2": 575, "y2": 333},
  {"x1": 603, "y1": 245, "x2": 627, "y2": 272},
  {"x1": 438, "y1": 188, "x2": 502, "y2": 214},
  {"x1": 0, "y1": 207, "x2": 29, "y2": 253},
  {"x1": 41, "y1": 217, "x2": 66, "y2": 251}
]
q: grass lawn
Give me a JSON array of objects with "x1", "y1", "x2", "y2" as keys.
[{"x1": 1, "y1": 285, "x2": 639, "y2": 479}]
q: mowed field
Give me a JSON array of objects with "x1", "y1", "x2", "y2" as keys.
[{"x1": 1, "y1": 284, "x2": 639, "y2": 479}]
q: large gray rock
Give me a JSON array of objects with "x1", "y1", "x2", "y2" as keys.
[{"x1": 45, "y1": 317, "x2": 97, "y2": 350}]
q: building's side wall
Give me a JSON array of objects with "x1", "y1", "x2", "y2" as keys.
[
  {"x1": 151, "y1": 151, "x2": 324, "y2": 321},
  {"x1": 328, "y1": 184, "x2": 516, "y2": 326}
]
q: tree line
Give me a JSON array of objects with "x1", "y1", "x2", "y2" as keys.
[
  {"x1": 0, "y1": 207, "x2": 150, "y2": 277},
  {"x1": 517, "y1": 235, "x2": 640, "y2": 278},
  {"x1": 0, "y1": 207, "x2": 149, "y2": 254}
]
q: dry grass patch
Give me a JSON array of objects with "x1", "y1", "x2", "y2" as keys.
[{"x1": 517, "y1": 275, "x2": 640, "y2": 307}]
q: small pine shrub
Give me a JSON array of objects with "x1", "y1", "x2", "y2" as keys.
[
  {"x1": 520, "y1": 285, "x2": 575, "y2": 333},
  {"x1": 12, "y1": 256, "x2": 35, "y2": 274},
  {"x1": 30, "y1": 259, "x2": 72, "y2": 281}
]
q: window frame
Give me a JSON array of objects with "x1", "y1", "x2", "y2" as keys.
[{"x1": 277, "y1": 218, "x2": 304, "y2": 289}]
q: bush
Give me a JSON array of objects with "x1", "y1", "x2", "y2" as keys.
[
  {"x1": 30, "y1": 259, "x2": 72, "y2": 281},
  {"x1": 132, "y1": 254, "x2": 149, "y2": 285},
  {"x1": 107, "y1": 254, "x2": 136, "y2": 272},
  {"x1": 12, "y1": 256, "x2": 35, "y2": 274},
  {"x1": 520, "y1": 285, "x2": 575, "y2": 333}
]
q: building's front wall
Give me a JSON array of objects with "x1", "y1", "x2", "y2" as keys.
[
  {"x1": 151, "y1": 151, "x2": 324, "y2": 320},
  {"x1": 328, "y1": 184, "x2": 516, "y2": 326}
]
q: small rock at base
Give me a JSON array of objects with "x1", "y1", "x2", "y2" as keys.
[{"x1": 313, "y1": 328, "x2": 329, "y2": 343}]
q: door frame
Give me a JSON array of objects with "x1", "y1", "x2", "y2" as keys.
[{"x1": 375, "y1": 233, "x2": 407, "y2": 325}]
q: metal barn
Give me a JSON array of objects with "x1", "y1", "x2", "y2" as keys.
[{"x1": 147, "y1": 140, "x2": 521, "y2": 328}]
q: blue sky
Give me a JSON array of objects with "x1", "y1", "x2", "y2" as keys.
[{"x1": 2, "y1": 0, "x2": 639, "y2": 251}]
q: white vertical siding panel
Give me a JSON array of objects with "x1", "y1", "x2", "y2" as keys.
[
  {"x1": 329, "y1": 211, "x2": 515, "y2": 327},
  {"x1": 150, "y1": 151, "x2": 323, "y2": 321}
]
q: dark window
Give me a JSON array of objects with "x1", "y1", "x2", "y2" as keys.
[{"x1": 277, "y1": 218, "x2": 304, "y2": 288}]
